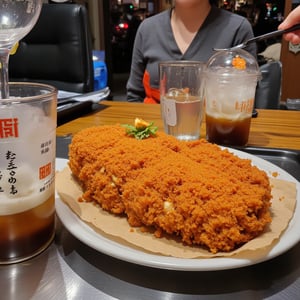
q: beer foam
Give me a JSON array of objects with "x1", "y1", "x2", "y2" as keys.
[
  {"x1": 0, "y1": 163, "x2": 54, "y2": 215},
  {"x1": 1, "y1": 102, "x2": 55, "y2": 138},
  {"x1": 207, "y1": 111, "x2": 248, "y2": 120},
  {"x1": 0, "y1": 103, "x2": 55, "y2": 215}
]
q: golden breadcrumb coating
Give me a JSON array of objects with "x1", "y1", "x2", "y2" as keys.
[{"x1": 68, "y1": 125, "x2": 272, "y2": 253}]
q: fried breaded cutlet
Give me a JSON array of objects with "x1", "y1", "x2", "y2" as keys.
[{"x1": 68, "y1": 125, "x2": 272, "y2": 253}]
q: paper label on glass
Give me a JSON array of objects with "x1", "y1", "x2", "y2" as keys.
[{"x1": 163, "y1": 99, "x2": 177, "y2": 126}]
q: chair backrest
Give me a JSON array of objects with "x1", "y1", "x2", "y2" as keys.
[
  {"x1": 9, "y1": 3, "x2": 94, "y2": 93},
  {"x1": 254, "y1": 61, "x2": 282, "y2": 109}
]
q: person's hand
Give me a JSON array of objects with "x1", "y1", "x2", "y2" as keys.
[{"x1": 279, "y1": 6, "x2": 300, "y2": 44}]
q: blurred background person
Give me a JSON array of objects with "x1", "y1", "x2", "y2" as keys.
[{"x1": 126, "y1": 0, "x2": 256, "y2": 103}]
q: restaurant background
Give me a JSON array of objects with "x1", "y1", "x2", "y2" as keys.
[{"x1": 46, "y1": 0, "x2": 299, "y2": 103}]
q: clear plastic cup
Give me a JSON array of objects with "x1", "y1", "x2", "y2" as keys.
[{"x1": 204, "y1": 49, "x2": 261, "y2": 146}]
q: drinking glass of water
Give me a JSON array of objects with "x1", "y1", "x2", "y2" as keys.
[{"x1": 159, "y1": 61, "x2": 205, "y2": 141}]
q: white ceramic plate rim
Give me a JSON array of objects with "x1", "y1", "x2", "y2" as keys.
[{"x1": 55, "y1": 149, "x2": 300, "y2": 271}]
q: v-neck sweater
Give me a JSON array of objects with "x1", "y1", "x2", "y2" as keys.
[{"x1": 127, "y1": 6, "x2": 257, "y2": 103}]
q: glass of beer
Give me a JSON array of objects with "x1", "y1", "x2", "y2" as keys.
[
  {"x1": 204, "y1": 49, "x2": 261, "y2": 146},
  {"x1": 159, "y1": 61, "x2": 205, "y2": 141},
  {"x1": 0, "y1": 82, "x2": 57, "y2": 264}
]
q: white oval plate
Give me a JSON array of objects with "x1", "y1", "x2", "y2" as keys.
[{"x1": 55, "y1": 149, "x2": 300, "y2": 271}]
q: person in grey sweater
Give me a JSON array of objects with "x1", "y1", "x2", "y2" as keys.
[{"x1": 126, "y1": 0, "x2": 256, "y2": 103}]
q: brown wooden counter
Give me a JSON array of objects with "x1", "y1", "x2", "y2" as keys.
[{"x1": 57, "y1": 101, "x2": 300, "y2": 150}]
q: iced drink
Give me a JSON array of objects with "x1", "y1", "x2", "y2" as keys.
[
  {"x1": 0, "y1": 83, "x2": 57, "y2": 264},
  {"x1": 161, "y1": 94, "x2": 203, "y2": 140},
  {"x1": 159, "y1": 61, "x2": 204, "y2": 141},
  {"x1": 205, "y1": 114, "x2": 252, "y2": 146},
  {"x1": 204, "y1": 50, "x2": 260, "y2": 146}
]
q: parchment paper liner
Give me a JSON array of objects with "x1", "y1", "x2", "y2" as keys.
[{"x1": 56, "y1": 166, "x2": 297, "y2": 258}]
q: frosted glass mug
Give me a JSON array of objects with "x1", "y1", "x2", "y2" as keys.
[{"x1": 0, "y1": 82, "x2": 57, "y2": 264}]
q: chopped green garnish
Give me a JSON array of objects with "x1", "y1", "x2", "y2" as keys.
[{"x1": 122, "y1": 118, "x2": 158, "y2": 140}]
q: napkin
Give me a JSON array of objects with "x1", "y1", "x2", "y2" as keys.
[{"x1": 56, "y1": 166, "x2": 297, "y2": 258}]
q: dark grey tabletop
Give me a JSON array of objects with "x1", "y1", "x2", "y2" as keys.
[{"x1": 1, "y1": 136, "x2": 300, "y2": 300}]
